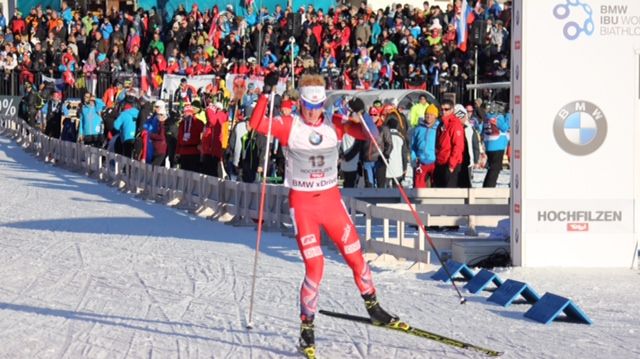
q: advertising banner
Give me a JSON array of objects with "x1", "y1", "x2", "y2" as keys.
[
  {"x1": 513, "y1": 0, "x2": 640, "y2": 267},
  {"x1": 160, "y1": 74, "x2": 217, "y2": 101},
  {"x1": 161, "y1": 74, "x2": 288, "y2": 100},
  {"x1": 223, "y1": 74, "x2": 288, "y2": 95},
  {"x1": 0, "y1": 96, "x2": 21, "y2": 118}
]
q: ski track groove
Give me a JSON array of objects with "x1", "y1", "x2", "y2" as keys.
[
  {"x1": 136, "y1": 268, "x2": 205, "y2": 358},
  {"x1": 121, "y1": 328, "x2": 137, "y2": 359},
  {"x1": 323, "y1": 296, "x2": 366, "y2": 359},
  {"x1": 134, "y1": 271, "x2": 179, "y2": 335},
  {"x1": 74, "y1": 243, "x2": 84, "y2": 268},
  {"x1": 183, "y1": 264, "x2": 197, "y2": 297},
  {"x1": 11, "y1": 241, "x2": 76, "y2": 303},
  {"x1": 56, "y1": 274, "x2": 94, "y2": 359},
  {"x1": 229, "y1": 260, "x2": 247, "y2": 358}
]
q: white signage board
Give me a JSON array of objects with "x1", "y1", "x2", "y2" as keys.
[{"x1": 512, "y1": 0, "x2": 640, "y2": 267}]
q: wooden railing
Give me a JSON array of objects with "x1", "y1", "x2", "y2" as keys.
[{"x1": 344, "y1": 189, "x2": 510, "y2": 268}]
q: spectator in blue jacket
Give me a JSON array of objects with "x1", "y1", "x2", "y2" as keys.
[
  {"x1": 482, "y1": 106, "x2": 510, "y2": 188},
  {"x1": 0, "y1": 12, "x2": 6, "y2": 32},
  {"x1": 113, "y1": 104, "x2": 140, "y2": 158},
  {"x1": 411, "y1": 104, "x2": 439, "y2": 188},
  {"x1": 100, "y1": 18, "x2": 114, "y2": 40},
  {"x1": 261, "y1": 50, "x2": 278, "y2": 68},
  {"x1": 78, "y1": 92, "x2": 105, "y2": 147},
  {"x1": 61, "y1": 2, "x2": 73, "y2": 25}
]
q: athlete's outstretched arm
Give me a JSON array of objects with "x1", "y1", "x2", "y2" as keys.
[
  {"x1": 332, "y1": 112, "x2": 368, "y2": 141},
  {"x1": 249, "y1": 94, "x2": 292, "y2": 145}
]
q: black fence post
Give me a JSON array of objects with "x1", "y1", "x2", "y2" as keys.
[{"x1": 11, "y1": 71, "x2": 19, "y2": 96}]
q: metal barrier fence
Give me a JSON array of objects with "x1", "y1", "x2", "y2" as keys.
[{"x1": 0, "y1": 70, "x2": 138, "y2": 99}]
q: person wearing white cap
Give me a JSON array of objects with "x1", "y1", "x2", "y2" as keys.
[
  {"x1": 142, "y1": 100, "x2": 168, "y2": 166},
  {"x1": 249, "y1": 73, "x2": 400, "y2": 357}
]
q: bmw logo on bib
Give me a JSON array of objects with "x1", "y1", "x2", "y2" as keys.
[
  {"x1": 553, "y1": 101, "x2": 607, "y2": 156},
  {"x1": 309, "y1": 131, "x2": 323, "y2": 146}
]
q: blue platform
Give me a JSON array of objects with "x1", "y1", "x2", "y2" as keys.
[
  {"x1": 487, "y1": 279, "x2": 540, "y2": 307},
  {"x1": 431, "y1": 260, "x2": 475, "y2": 283},
  {"x1": 524, "y1": 293, "x2": 593, "y2": 325},
  {"x1": 464, "y1": 269, "x2": 504, "y2": 294}
]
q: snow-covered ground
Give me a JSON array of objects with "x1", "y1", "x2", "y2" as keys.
[{"x1": 0, "y1": 135, "x2": 639, "y2": 359}]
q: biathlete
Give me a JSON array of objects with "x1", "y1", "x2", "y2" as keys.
[{"x1": 249, "y1": 73, "x2": 398, "y2": 356}]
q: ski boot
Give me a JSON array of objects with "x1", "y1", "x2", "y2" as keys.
[
  {"x1": 298, "y1": 320, "x2": 316, "y2": 359},
  {"x1": 363, "y1": 293, "x2": 400, "y2": 326}
]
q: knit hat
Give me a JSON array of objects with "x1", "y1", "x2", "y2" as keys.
[{"x1": 425, "y1": 104, "x2": 439, "y2": 117}]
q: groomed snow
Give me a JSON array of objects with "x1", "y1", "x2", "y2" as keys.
[{"x1": 0, "y1": 136, "x2": 639, "y2": 359}]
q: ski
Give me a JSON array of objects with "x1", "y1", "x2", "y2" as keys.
[{"x1": 319, "y1": 309, "x2": 504, "y2": 357}]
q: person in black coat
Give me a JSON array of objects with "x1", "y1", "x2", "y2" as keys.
[
  {"x1": 18, "y1": 82, "x2": 41, "y2": 127},
  {"x1": 240, "y1": 126, "x2": 267, "y2": 183},
  {"x1": 43, "y1": 92, "x2": 63, "y2": 138}
]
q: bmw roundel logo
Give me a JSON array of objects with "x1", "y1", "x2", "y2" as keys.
[
  {"x1": 308, "y1": 131, "x2": 323, "y2": 146},
  {"x1": 553, "y1": 101, "x2": 607, "y2": 156}
]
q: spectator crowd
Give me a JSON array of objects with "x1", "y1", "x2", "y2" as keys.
[{"x1": 8, "y1": 0, "x2": 512, "y2": 188}]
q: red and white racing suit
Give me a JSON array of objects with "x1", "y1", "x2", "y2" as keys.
[{"x1": 250, "y1": 95, "x2": 374, "y2": 321}]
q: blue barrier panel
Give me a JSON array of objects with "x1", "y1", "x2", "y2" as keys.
[
  {"x1": 464, "y1": 269, "x2": 504, "y2": 294},
  {"x1": 524, "y1": 293, "x2": 593, "y2": 325},
  {"x1": 487, "y1": 279, "x2": 540, "y2": 307},
  {"x1": 431, "y1": 260, "x2": 476, "y2": 283}
]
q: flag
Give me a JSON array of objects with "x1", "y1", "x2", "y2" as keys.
[
  {"x1": 361, "y1": 113, "x2": 380, "y2": 138},
  {"x1": 41, "y1": 74, "x2": 65, "y2": 92},
  {"x1": 457, "y1": 0, "x2": 475, "y2": 52},
  {"x1": 140, "y1": 59, "x2": 150, "y2": 96}
]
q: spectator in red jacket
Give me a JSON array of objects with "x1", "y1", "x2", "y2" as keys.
[
  {"x1": 434, "y1": 99, "x2": 465, "y2": 188},
  {"x1": 165, "y1": 57, "x2": 180, "y2": 74},
  {"x1": 10, "y1": 12, "x2": 26, "y2": 36},
  {"x1": 177, "y1": 105, "x2": 204, "y2": 172},
  {"x1": 200, "y1": 101, "x2": 228, "y2": 177}
]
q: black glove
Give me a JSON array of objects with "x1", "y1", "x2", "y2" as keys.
[
  {"x1": 347, "y1": 98, "x2": 365, "y2": 114},
  {"x1": 264, "y1": 72, "x2": 279, "y2": 87}
]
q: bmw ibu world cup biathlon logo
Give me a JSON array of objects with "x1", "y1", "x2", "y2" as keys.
[
  {"x1": 553, "y1": 0, "x2": 594, "y2": 40},
  {"x1": 553, "y1": 101, "x2": 607, "y2": 156},
  {"x1": 308, "y1": 131, "x2": 323, "y2": 145}
]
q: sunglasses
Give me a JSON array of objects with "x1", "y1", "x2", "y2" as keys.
[
  {"x1": 442, "y1": 107, "x2": 452, "y2": 111},
  {"x1": 301, "y1": 99, "x2": 324, "y2": 110}
]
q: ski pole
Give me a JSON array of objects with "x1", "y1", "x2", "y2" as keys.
[
  {"x1": 356, "y1": 112, "x2": 467, "y2": 304},
  {"x1": 246, "y1": 92, "x2": 277, "y2": 329}
]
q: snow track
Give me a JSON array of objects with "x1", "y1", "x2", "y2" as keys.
[{"x1": 0, "y1": 136, "x2": 639, "y2": 358}]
